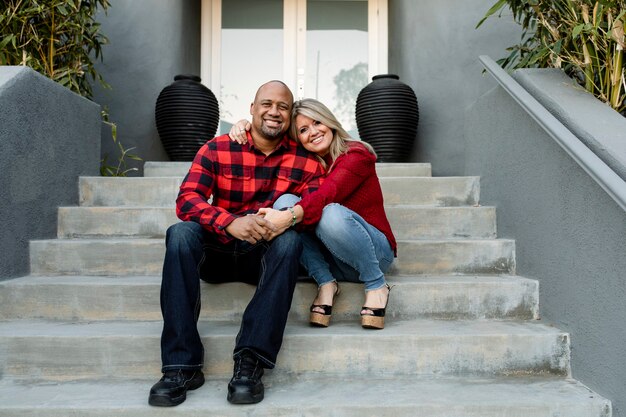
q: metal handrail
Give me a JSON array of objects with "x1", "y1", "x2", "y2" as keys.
[{"x1": 479, "y1": 55, "x2": 626, "y2": 213}]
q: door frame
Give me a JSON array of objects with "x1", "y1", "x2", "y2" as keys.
[{"x1": 200, "y1": 0, "x2": 387, "y2": 100}]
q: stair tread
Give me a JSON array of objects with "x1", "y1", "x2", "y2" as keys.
[
  {"x1": 0, "y1": 274, "x2": 538, "y2": 321},
  {"x1": 59, "y1": 204, "x2": 496, "y2": 209},
  {"x1": 0, "y1": 318, "x2": 563, "y2": 338},
  {"x1": 0, "y1": 376, "x2": 608, "y2": 415},
  {"x1": 1, "y1": 274, "x2": 535, "y2": 286},
  {"x1": 32, "y1": 237, "x2": 514, "y2": 243}
]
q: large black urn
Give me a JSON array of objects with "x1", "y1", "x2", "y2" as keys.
[
  {"x1": 355, "y1": 74, "x2": 419, "y2": 162},
  {"x1": 155, "y1": 75, "x2": 219, "y2": 161}
]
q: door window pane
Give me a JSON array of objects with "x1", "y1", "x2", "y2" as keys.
[
  {"x1": 220, "y1": 0, "x2": 283, "y2": 134},
  {"x1": 306, "y1": 0, "x2": 368, "y2": 135}
]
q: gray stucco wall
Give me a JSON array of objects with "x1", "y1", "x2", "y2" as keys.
[
  {"x1": 389, "y1": 0, "x2": 522, "y2": 176},
  {"x1": 93, "y1": 0, "x2": 201, "y2": 175},
  {"x1": 0, "y1": 67, "x2": 101, "y2": 280},
  {"x1": 465, "y1": 84, "x2": 626, "y2": 416}
]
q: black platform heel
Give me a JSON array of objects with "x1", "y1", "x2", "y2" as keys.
[
  {"x1": 360, "y1": 284, "x2": 392, "y2": 330},
  {"x1": 309, "y1": 283, "x2": 340, "y2": 327}
]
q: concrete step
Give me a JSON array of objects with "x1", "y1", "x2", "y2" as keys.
[
  {"x1": 0, "y1": 275, "x2": 538, "y2": 321},
  {"x1": 0, "y1": 319, "x2": 569, "y2": 380},
  {"x1": 57, "y1": 205, "x2": 496, "y2": 239},
  {"x1": 29, "y1": 238, "x2": 515, "y2": 276},
  {"x1": 391, "y1": 238, "x2": 515, "y2": 275},
  {"x1": 0, "y1": 376, "x2": 610, "y2": 416},
  {"x1": 144, "y1": 161, "x2": 433, "y2": 178},
  {"x1": 78, "y1": 176, "x2": 480, "y2": 207}
]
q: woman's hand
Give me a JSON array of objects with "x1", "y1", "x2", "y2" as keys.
[
  {"x1": 256, "y1": 207, "x2": 293, "y2": 240},
  {"x1": 228, "y1": 119, "x2": 251, "y2": 144}
]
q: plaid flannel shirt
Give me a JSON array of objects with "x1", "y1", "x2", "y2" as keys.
[{"x1": 176, "y1": 133, "x2": 324, "y2": 243}]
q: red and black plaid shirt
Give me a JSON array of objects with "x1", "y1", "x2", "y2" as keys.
[{"x1": 176, "y1": 133, "x2": 324, "y2": 243}]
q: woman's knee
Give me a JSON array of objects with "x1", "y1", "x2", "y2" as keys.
[
  {"x1": 317, "y1": 204, "x2": 350, "y2": 237},
  {"x1": 273, "y1": 193, "x2": 301, "y2": 210}
]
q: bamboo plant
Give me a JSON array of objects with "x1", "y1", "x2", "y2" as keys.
[
  {"x1": 0, "y1": 0, "x2": 110, "y2": 99},
  {"x1": 478, "y1": 0, "x2": 626, "y2": 114}
]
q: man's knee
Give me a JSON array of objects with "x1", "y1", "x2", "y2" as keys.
[
  {"x1": 166, "y1": 222, "x2": 204, "y2": 252},
  {"x1": 270, "y1": 230, "x2": 303, "y2": 259}
]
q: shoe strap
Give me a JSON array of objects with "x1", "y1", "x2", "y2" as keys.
[
  {"x1": 361, "y1": 306, "x2": 386, "y2": 317},
  {"x1": 310, "y1": 304, "x2": 333, "y2": 315}
]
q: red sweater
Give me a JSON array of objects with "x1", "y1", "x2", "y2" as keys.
[{"x1": 297, "y1": 142, "x2": 397, "y2": 256}]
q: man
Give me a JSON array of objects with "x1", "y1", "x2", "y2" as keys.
[{"x1": 148, "y1": 81, "x2": 323, "y2": 406}]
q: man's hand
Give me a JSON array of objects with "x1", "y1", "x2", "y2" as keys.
[
  {"x1": 225, "y1": 215, "x2": 277, "y2": 244},
  {"x1": 256, "y1": 208, "x2": 293, "y2": 240}
]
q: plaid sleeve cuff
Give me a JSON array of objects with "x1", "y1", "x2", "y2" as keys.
[{"x1": 211, "y1": 211, "x2": 239, "y2": 235}]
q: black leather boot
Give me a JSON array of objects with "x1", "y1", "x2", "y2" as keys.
[
  {"x1": 148, "y1": 369, "x2": 205, "y2": 406},
  {"x1": 227, "y1": 351, "x2": 265, "y2": 404}
]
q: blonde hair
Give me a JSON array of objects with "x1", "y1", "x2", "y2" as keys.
[{"x1": 289, "y1": 98, "x2": 376, "y2": 170}]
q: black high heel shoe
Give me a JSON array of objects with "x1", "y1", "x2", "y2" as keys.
[
  {"x1": 309, "y1": 282, "x2": 340, "y2": 327},
  {"x1": 360, "y1": 284, "x2": 392, "y2": 330}
]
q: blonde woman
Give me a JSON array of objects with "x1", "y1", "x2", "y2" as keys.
[{"x1": 230, "y1": 99, "x2": 396, "y2": 329}]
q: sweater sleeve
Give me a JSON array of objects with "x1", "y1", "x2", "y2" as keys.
[{"x1": 296, "y1": 145, "x2": 375, "y2": 226}]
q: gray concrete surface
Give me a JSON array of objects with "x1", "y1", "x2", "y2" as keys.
[
  {"x1": 465, "y1": 83, "x2": 626, "y2": 417},
  {"x1": 0, "y1": 376, "x2": 610, "y2": 417},
  {"x1": 389, "y1": 0, "x2": 522, "y2": 176},
  {"x1": 29, "y1": 237, "x2": 515, "y2": 276},
  {"x1": 92, "y1": 0, "x2": 201, "y2": 175},
  {"x1": 56, "y1": 205, "x2": 497, "y2": 239},
  {"x1": 513, "y1": 68, "x2": 626, "y2": 181},
  {"x1": 0, "y1": 67, "x2": 101, "y2": 280},
  {"x1": 76, "y1": 176, "x2": 481, "y2": 207},
  {"x1": 0, "y1": 319, "x2": 569, "y2": 379},
  {"x1": 0, "y1": 274, "x2": 539, "y2": 321},
  {"x1": 143, "y1": 161, "x2": 433, "y2": 177}
]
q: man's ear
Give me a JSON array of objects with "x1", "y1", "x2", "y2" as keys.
[{"x1": 250, "y1": 102, "x2": 254, "y2": 116}]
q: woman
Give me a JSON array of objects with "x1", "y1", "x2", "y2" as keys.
[{"x1": 229, "y1": 99, "x2": 397, "y2": 329}]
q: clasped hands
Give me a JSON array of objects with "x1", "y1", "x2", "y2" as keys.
[{"x1": 224, "y1": 208, "x2": 294, "y2": 244}]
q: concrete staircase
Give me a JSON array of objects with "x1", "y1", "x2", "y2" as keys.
[{"x1": 0, "y1": 162, "x2": 611, "y2": 416}]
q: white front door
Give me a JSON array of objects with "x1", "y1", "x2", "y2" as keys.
[{"x1": 201, "y1": 0, "x2": 387, "y2": 136}]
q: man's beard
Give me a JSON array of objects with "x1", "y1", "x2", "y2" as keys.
[{"x1": 260, "y1": 123, "x2": 284, "y2": 139}]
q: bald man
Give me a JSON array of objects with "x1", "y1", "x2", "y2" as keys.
[{"x1": 149, "y1": 81, "x2": 323, "y2": 406}]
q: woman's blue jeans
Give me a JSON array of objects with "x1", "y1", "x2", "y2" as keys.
[
  {"x1": 159, "y1": 221, "x2": 301, "y2": 371},
  {"x1": 274, "y1": 194, "x2": 394, "y2": 291}
]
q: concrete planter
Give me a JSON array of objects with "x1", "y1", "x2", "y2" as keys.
[{"x1": 512, "y1": 68, "x2": 626, "y2": 181}]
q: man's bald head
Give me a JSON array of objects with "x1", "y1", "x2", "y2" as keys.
[{"x1": 253, "y1": 80, "x2": 294, "y2": 105}]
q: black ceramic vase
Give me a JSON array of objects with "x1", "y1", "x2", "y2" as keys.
[
  {"x1": 155, "y1": 74, "x2": 219, "y2": 161},
  {"x1": 355, "y1": 74, "x2": 419, "y2": 162}
]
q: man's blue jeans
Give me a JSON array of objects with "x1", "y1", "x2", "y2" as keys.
[
  {"x1": 274, "y1": 194, "x2": 394, "y2": 291},
  {"x1": 159, "y1": 221, "x2": 301, "y2": 371}
]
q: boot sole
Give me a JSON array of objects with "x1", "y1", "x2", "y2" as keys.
[
  {"x1": 148, "y1": 376, "x2": 205, "y2": 407},
  {"x1": 227, "y1": 390, "x2": 264, "y2": 404},
  {"x1": 148, "y1": 392, "x2": 186, "y2": 407}
]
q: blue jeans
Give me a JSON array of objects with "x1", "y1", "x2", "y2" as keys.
[
  {"x1": 274, "y1": 194, "x2": 394, "y2": 291},
  {"x1": 159, "y1": 221, "x2": 301, "y2": 371}
]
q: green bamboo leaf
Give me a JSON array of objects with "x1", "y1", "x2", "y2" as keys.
[
  {"x1": 476, "y1": 0, "x2": 508, "y2": 29},
  {"x1": 0, "y1": 34, "x2": 14, "y2": 50},
  {"x1": 573, "y1": 23, "x2": 585, "y2": 38}
]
